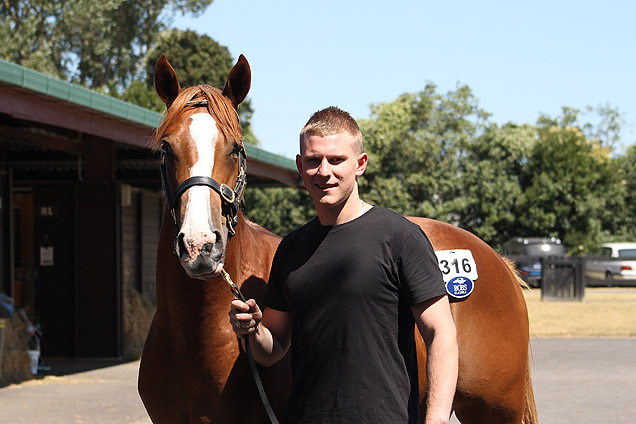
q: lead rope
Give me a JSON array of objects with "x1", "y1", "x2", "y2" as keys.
[{"x1": 221, "y1": 269, "x2": 281, "y2": 424}]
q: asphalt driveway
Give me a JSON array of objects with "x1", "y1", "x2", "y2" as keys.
[{"x1": 1, "y1": 338, "x2": 635, "y2": 423}]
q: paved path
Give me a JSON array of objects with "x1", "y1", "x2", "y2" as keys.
[
  {"x1": 1, "y1": 338, "x2": 635, "y2": 423},
  {"x1": 0, "y1": 360, "x2": 151, "y2": 424},
  {"x1": 530, "y1": 338, "x2": 636, "y2": 423}
]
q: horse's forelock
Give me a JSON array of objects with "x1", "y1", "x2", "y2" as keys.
[{"x1": 153, "y1": 85, "x2": 242, "y2": 150}]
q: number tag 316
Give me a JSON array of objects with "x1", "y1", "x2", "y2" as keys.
[{"x1": 435, "y1": 249, "x2": 478, "y2": 300}]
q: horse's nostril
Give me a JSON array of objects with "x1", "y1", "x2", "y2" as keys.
[
  {"x1": 201, "y1": 242, "x2": 213, "y2": 257},
  {"x1": 176, "y1": 232, "x2": 186, "y2": 256}
]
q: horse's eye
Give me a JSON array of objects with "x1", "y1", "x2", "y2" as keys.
[
  {"x1": 230, "y1": 143, "x2": 242, "y2": 157},
  {"x1": 161, "y1": 141, "x2": 171, "y2": 154}
]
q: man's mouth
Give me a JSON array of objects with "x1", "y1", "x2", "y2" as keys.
[{"x1": 316, "y1": 183, "x2": 337, "y2": 189}]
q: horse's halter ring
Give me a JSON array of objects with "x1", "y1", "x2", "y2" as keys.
[{"x1": 159, "y1": 98, "x2": 247, "y2": 239}]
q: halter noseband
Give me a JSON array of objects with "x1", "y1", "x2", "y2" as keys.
[{"x1": 159, "y1": 99, "x2": 247, "y2": 238}]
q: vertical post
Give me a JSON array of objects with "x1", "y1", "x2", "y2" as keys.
[
  {"x1": 541, "y1": 257, "x2": 585, "y2": 301},
  {"x1": 0, "y1": 170, "x2": 13, "y2": 297},
  {"x1": 75, "y1": 135, "x2": 122, "y2": 357}
]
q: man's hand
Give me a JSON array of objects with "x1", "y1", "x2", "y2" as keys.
[{"x1": 229, "y1": 299, "x2": 262, "y2": 336}]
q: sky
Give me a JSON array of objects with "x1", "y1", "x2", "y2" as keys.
[{"x1": 173, "y1": 0, "x2": 636, "y2": 159}]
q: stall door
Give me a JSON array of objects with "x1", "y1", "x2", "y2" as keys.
[{"x1": 33, "y1": 185, "x2": 75, "y2": 357}]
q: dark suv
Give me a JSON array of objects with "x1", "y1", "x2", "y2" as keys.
[{"x1": 502, "y1": 237, "x2": 567, "y2": 287}]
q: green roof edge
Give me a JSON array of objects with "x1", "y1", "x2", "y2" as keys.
[
  {"x1": 0, "y1": 58, "x2": 162, "y2": 127},
  {"x1": 0, "y1": 59, "x2": 297, "y2": 172}
]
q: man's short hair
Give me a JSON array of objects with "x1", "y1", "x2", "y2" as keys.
[{"x1": 299, "y1": 106, "x2": 363, "y2": 154}]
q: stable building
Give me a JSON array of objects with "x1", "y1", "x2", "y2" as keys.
[{"x1": 0, "y1": 59, "x2": 300, "y2": 358}]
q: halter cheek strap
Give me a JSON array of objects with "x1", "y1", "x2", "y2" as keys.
[{"x1": 160, "y1": 143, "x2": 247, "y2": 238}]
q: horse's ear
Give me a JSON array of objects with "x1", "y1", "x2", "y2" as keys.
[
  {"x1": 154, "y1": 54, "x2": 181, "y2": 108},
  {"x1": 222, "y1": 55, "x2": 251, "y2": 109}
]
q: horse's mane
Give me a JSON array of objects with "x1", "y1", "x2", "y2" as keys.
[{"x1": 152, "y1": 85, "x2": 242, "y2": 149}]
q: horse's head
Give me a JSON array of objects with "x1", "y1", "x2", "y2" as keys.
[{"x1": 153, "y1": 54, "x2": 250, "y2": 280}]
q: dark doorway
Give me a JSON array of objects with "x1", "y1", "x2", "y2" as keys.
[{"x1": 33, "y1": 184, "x2": 75, "y2": 357}]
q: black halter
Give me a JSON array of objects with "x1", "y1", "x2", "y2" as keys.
[{"x1": 159, "y1": 100, "x2": 247, "y2": 238}]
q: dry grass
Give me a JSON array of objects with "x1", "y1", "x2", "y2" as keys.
[
  {"x1": 0, "y1": 314, "x2": 33, "y2": 386},
  {"x1": 0, "y1": 287, "x2": 155, "y2": 387},
  {"x1": 523, "y1": 287, "x2": 636, "y2": 338},
  {"x1": 123, "y1": 287, "x2": 156, "y2": 360}
]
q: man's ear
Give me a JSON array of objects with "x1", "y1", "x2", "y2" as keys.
[
  {"x1": 296, "y1": 154, "x2": 303, "y2": 174},
  {"x1": 356, "y1": 153, "x2": 368, "y2": 177}
]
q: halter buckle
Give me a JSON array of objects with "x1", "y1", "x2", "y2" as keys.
[{"x1": 220, "y1": 184, "x2": 236, "y2": 204}]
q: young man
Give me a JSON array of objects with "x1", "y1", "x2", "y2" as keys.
[{"x1": 230, "y1": 107, "x2": 458, "y2": 423}]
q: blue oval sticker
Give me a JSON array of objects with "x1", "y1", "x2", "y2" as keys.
[{"x1": 446, "y1": 276, "x2": 474, "y2": 299}]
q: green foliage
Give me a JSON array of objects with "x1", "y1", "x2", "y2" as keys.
[
  {"x1": 0, "y1": 0, "x2": 213, "y2": 88},
  {"x1": 537, "y1": 105, "x2": 625, "y2": 151},
  {"x1": 359, "y1": 84, "x2": 490, "y2": 222},
  {"x1": 142, "y1": 29, "x2": 257, "y2": 145},
  {"x1": 243, "y1": 187, "x2": 314, "y2": 237},
  {"x1": 144, "y1": 29, "x2": 233, "y2": 89},
  {"x1": 358, "y1": 87, "x2": 631, "y2": 254},
  {"x1": 459, "y1": 123, "x2": 535, "y2": 248},
  {"x1": 112, "y1": 28, "x2": 259, "y2": 145},
  {"x1": 515, "y1": 125, "x2": 620, "y2": 254},
  {"x1": 0, "y1": 0, "x2": 72, "y2": 79},
  {"x1": 116, "y1": 80, "x2": 166, "y2": 112},
  {"x1": 607, "y1": 145, "x2": 636, "y2": 241}
]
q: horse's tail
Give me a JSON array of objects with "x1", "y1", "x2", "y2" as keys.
[
  {"x1": 522, "y1": 358, "x2": 539, "y2": 424},
  {"x1": 501, "y1": 255, "x2": 539, "y2": 423},
  {"x1": 501, "y1": 255, "x2": 531, "y2": 289}
]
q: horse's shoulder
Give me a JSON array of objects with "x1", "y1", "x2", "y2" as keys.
[{"x1": 244, "y1": 219, "x2": 281, "y2": 244}]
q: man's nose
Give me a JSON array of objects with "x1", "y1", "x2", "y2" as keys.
[{"x1": 316, "y1": 159, "x2": 330, "y2": 176}]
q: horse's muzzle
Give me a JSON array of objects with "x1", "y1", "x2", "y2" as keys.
[{"x1": 176, "y1": 232, "x2": 225, "y2": 279}]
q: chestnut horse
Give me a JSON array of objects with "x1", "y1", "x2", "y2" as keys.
[{"x1": 138, "y1": 55, "x2": 537, "y2": 424}]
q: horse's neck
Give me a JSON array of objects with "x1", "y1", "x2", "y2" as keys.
[
  {"x1": 220, "y1": 213, "x2": 280, "y2": 303},
  {"x1": 153, "y1": 208, "x2": 242, "y2": 335},
  {"x1": 222, "y1": 213, "x2": 255, "y2": 280},
  {"x1": 154, "y1": 210, "x2": 275, "y2": 340}
]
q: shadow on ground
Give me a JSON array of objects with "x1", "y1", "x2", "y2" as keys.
[{"x1": 36, "y1": 357, "x2": 135, "y2": 377}]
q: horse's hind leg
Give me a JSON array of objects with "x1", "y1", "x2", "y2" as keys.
[{"x1": 452, "y1": 367, "x2": 537, "y2": 424}]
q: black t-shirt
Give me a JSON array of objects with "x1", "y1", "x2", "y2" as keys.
[{"x1": 264, "y1": 206, "x2": 446, "y2": 423}]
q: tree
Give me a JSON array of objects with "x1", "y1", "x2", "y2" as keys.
[
  {"x1": 0, "y1": 0, "x2": 213, "y2": 88},
  {"x1": 117, "y1": 28, "x2": 258, "y2": 145},
  {"x1": 243, "y1": 187, "x2": 314, "y2": 237},
  {"x1": 358, "y1": 88, "x2": 630, "y2": 253},
  {"x1": 459, "y1": 123, "x2": 536, "y2": 249},
  {"x1": 144, "y1": 29, "x2": 233, "y2": 89},
  {"x1": 516, "y1": 120, "x2": 622, "y2": 254},
  {"x1": 537, "y1": 105, "x2": 625, "y2": 151},
  {"x1": 358, "y1": 83, "x2": 490, "y2": 223},
  {"x1": 610, "y1": 145, "x2": 636, "y2": 241}
]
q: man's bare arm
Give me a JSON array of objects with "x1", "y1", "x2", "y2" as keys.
[{"x1": 412, "y1": 295, "x2": 458, "y2": 424}]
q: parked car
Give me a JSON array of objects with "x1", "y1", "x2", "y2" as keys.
[
  {"x1": 585, "y1": 242, "x2": 636, "y2": 284},
  {"x1": 502, "y1": 237, "x2": 567, "y2": 287}
]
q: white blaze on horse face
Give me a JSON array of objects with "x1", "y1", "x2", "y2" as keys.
[{"x1": 180, "y1": 113, "x2": 219, "y2": 256}]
